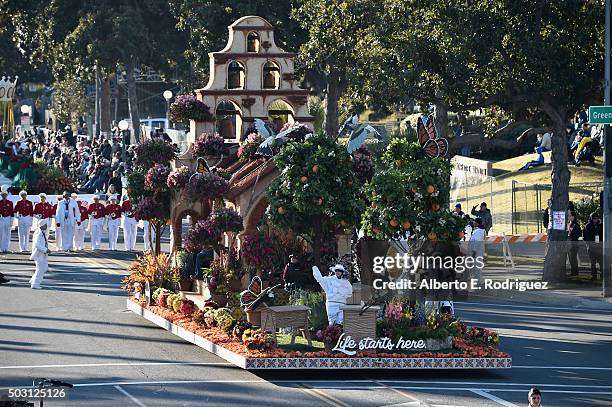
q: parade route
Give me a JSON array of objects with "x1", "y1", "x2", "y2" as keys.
[{"x1": 1, "y1": 233, "x2": 611, "y2": 407}]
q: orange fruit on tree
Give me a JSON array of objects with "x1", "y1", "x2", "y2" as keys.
[
  {"x1": 389, "y1": 218, "x2": 399, "y2": 227},
  {"x1": 426, "y1": 184, "x2": 435, "y2": 194},
  {"x1": 277, "y1": 207, "x2": 285, "y2": 214},
  {"x1": 312, "y1": 164, "x2": 320, "y2": 173},
  {"x1": 431, "y1": 203, "x2": 440, "y2": 211},
  {"x1": 458, "y1": 231, "x2": 465, "y2": 239},
  {"x1": 427, "y1": 231, "x2": 437, "y2": 240},
  {"x1": 402, "y1": 221, "x2": 411, "y2": 230},
  {"x1": 394, "y1": 160, "x2": 403, "y2": 167},
  {"x1": 371, "y1": 202, "x2": 377, "y2": 209},
  {"x1": 411, "y1": 187, "x2": 417, "y2": 193},
  {"x1": 300, "y1": 176, "x2": 308, "y2": 183}
]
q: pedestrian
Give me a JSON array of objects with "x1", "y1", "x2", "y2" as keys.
[
  {"x1": 29, "y1": 218, "x2": 50, "y2": 289},
  {"x1": 121, "y1": 195, "x2": 137, "y2": 251},
  {"x1": 468, "y1": 218, "x2": 486, "y2": 287},
  {"x1": 14, "y1": 190, "x2": 34, "y2": 252},
  {"x1": 283, "y1": 254, "x2": 306, "y2": 291},
  {"x1": 453, "y1": 203, "x2": 464, "y2": 217},
  {"x1": 583, "y1": 212, "x2": 603, "y2": 280},
  {"x1": 105, "y1": 195, "x2": 122, "y2": 251},
  {"x1": 88, "y1": 195, "x2": 105, "y2": 250},
  {"x1": 542, "y1": 199, "x2": 552, "y2": 230},
  {"x1": 0, "y1": 186, "x2": 14, "y2": 253},
  {"x1": 33, "y1": 193, "x2": 54, "y2": 238},
  {"x1": 74, "y1": 195, "x2": 89, "y2": 251},
  {"x1": 471, "y1": 202, "x2": 492, "y2": 234},
  {"x1": 55, "y1": 191, "x2": 79, "y2": 252},
  {"x1": 312, "y1": 264, "x2": 353, "y2": 325},
  {"x1": 527, "y1": 387, "x2": 542, "y2": 407},
  {"x1": 52, "y1": 196, "x2": 62, "y2": 251},
  {"x1": 567, "y1": 211, "x2": 582, "y2": 276}
]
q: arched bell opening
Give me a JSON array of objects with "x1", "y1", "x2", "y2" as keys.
[
  {"x1": 267, "y1": 99, "x2": 295, "y2": 130},
  {"x1": 246, "y1": 32, "x2": 260, "y2": 53},
  {"x1": 227, "y1": 60, "x2": 246, "y2": 90},
  {"x1": 216, "y1": 99, "x2": 243, "y2": 141},
  {"x1": 262, "y1": 61, "x2": 280, "y2": 89}
]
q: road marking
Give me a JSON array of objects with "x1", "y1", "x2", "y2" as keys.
[
  {"x1": 72, "y1": 254, "x2": 125, "y2": 275},
  {"x1": 298, "y1": 383, "x2": 349, "y2": 407},
  {"x1": 0, "y1": 361, "x2": 233, "y2": 370},
  {"x1": 373, "y1": 380, "x2": 431, "y2": 407},
  {"x1": 114, "y1": 385, "x2": 149, "y2": 407},
  {"x1": 455, "y1": 301, "x2": 612, "y2": 313},
  {"x1": 470, "y1": 390, "x2": 518, "y2": 407},
  {"x1": 511, "y1": 365, "x2": 612, "y2": 371},
  {"x1": 379, "y1": 380, "x2": 612, "y2": 389}
]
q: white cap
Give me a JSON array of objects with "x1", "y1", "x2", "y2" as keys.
[
  {"x1": 39, "y1": 193, "x2": 47, "y2": 198},
  {"x1": 330, "y1": 264, "x2": 346, "y2": 273},
  {"x1": 71, "y1": 192, "x2": 78, "y2": 198},
  {"x1": 19, "y1": 190, "x2": 27, "y2": 196},
  {"x1": 93, "y1": 195, "x2": 100, "y2": 200}
]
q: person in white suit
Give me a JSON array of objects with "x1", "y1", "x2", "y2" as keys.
[
  {"x1": 312, "y1": 264, "x2": 353, "y2": 325},
  {"x1": 468, "y1": 217, "x2": 486, "y2": 288},
  {"x1": 29, "y1": 219, "x2": 51, "y2": 289},
  {"x1": 55, "y1": 191, "x2": 80, "y2": 252},
  {"x1": 73, "y1": 194, "x2": 88, "y2": 251},
  {"x1": 54, "y1": 195, "x2": 62, "y2": 251},
  {"x1": 121, "y1": 195, "x2": 137, "y2": 251},
  {"x1": 0, "y1": 186, "x2": 13, "y2": 253}
]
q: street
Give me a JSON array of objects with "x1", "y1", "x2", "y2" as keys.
[{"x1": 1, "y1": 235, "x2": 611, "y2": 407}]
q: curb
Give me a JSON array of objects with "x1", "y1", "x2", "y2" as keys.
[{"x1": 468, "y1": 288, "x2": 612, "y2": 311}]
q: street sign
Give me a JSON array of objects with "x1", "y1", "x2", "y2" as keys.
[{"x1": 589, "y1": 105, "x2": 612, "y2": 124}]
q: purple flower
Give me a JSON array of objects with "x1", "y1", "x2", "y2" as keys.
[
  {"x1": 167, "y1": 165, "x2": 195, "y2": 189},
  {"x1": 144, "y1": 164, "x2": 171, "y2": 192},
  {"x1": 170, "y1": 95, "x2": 213, "y2": 123},
  {"x1": 133, "y1": 196, "x2": 167, "y2": 221},
  {"x1": 209, "y1": 208, "x2": 244, "y2": 234},
  {"x1": 183, "y1": 172, "x2": 229, "y2": 201},
  {"x1": 134, "y1": 139, "x2": 177, "y2": 168},
  {"x1": 184, "y1": 219, "x2": 221, "y2": 253},
  {"x1": 192, "y1": 133, "x2": 228, "y2": 158}
]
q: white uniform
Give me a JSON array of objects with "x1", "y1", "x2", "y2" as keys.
[
  {"x1": 15, "y1": 200, "x2": 33, "y2": 252},
  {"x1": 141, "y1": 220, "x2": 151, "y2": 251},
  {"x1": 29, "y1": 226, "x2": 49, "y2": 288},
  {"x1": 55, "y1": 198, "x2": 80, "y2": 251},
  {"x1": 74, "y1": 212, "x2": 87, "y2": 251},
  {"x1": 312, "y1": 266, "x2": 353, "y2": 325},
  {"x1": 89, "y1": 205, "x2": 104, "y2": 250},
  {"x1": 107, "y1": 216, "x2": 120, "y2": 250},
  {"x1": 122, "y1": 213, "x2": 137, "y2": 251}
]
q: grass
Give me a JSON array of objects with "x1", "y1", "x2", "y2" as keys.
[{"x1": 276, "y1": 333, "x2": 324, "y2": 352}]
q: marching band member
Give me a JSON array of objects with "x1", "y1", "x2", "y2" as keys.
[
  {"x1": 29, "y1": 219, "x2": 51, "y2": 289},
  {"x1": 55, "y1": 191, "x2": 79, "y2": 252},
  {"x1": 105, "y1": 195, "x2": 122, "y2": 251},
  {"x1": 88, "y1": 195, "x2": 105, "y2": 250},
  {"x1": 74, "y1": 195, "x2": 89, "y2": 251},
  {"x1": 0, "y1": 187, "x2": 13, "y2": 253},
  {"x1": 14, "y1": 190, "x2": 34, "y2": 252},
  {"x1": 34, "y1": 193, "x2": 54, "y2": 239},
  {"x1": 52, "y1": 196, "x2": 62, "y2": 251},
  {"x1": 121, "y1": 194, "x2": 137, "y2": 251},
  {"x1": 312, "y1": 264, "x2": 353, "y2": 325}
]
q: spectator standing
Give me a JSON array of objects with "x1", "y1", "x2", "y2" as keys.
[
  {"x1": 471, "y1": 202, "x2": 492, "y2": 234},
  {"x1": 583, "y1": 212, "x2": 603, "y2": 280},
  {"x1": 453, "y1": 203, "x2": 464, "y2": 217},
  {"x1": 567, "y1": 211, "x2": 582, "y2": 276},
  {"x1": 283, "y1": 254, "x2": 305, "y2": 291}
]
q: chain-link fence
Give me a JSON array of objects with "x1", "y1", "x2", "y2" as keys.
[{"x1": 450, "y1": 175, "x2": 602, "y2": 235}]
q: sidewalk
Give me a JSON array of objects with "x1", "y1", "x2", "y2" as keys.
[{"x1": 472, "y1": 254, "x2": 612, "y2": 311}]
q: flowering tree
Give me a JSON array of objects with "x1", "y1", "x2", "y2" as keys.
[
  {"x1": 266, "y1": 132, "x2": 365, "y2": 267},
  {"x1": 362, "y1": 139, "x2": 465, "y2": 241},
  {"x1": 184, "y1": 209, "x2": 243, "y2": 253},
  {"x1": 183, "y1": 172, "x2": 229, "y2": 201},
  {"x1": 167, "y1": 165, "x2": 195, "y2": 190},
  {"x1": 134, "y1": 139, "x2": 177, "y2": 169},
  {"x1": 192, "y1": 133, "x2": 228, "y2": 158}
]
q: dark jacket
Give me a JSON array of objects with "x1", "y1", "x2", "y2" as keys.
[
  {"x1": 568, "y1": 221, "x2": 582, "y2": 241},
  {"x1": 283, "y1": 263, "x2": 305, "y2": 287},
  {"x1": 583, "y1": 221, "x2": 602, "y2": 242},
  {"x1": 471, "y1": 207, "x2": 492, "y2": 232}
]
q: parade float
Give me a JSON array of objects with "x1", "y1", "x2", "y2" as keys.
[{"x1": 124, "y1": 15, "x2": 510, "y2": 370}]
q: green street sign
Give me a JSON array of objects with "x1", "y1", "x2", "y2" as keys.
[{"x1": 589, "y1": 105, "x2": 612, "y2": 124}]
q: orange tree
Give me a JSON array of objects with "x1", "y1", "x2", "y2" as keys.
[
  {"x1": 266, "y1": 132, "x2": 365, "y2": 267},
  {"x1": 362, "y1": 139, "x2": 465, "y2": 241}
]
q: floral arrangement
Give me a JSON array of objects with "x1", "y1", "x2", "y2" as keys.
[
  {"x1": 242, "y1": 328, "x2": 274, "y2": 351},
  {"x1": 170, "y1": 95, "x2": 213, "y2": 124},
  {"x1": 179, "y1": 299, "x2": 198, "y2": 315},
  {"x1": 152, "y1": 287, "x2": 169, "y2": 303},
  {"x1": 157, "y1": 291, "x2": 170, "y2": 308},
  {"x1": 237, "y1": 132, "x2": 262, "y2": 161},
  {"x1": 376, "y1": 302, "x2": 461, "y2": 342},
  {"x1": 214, "y1": 308, "x2": 235, "y2": 333},
  {"x1": 134, "y1": 139, "x2": 177, "y2": 169},
  {"x1": 209, "y1": 208, "x2": 244, "y2": 234},
  {"x1": 123, "y1": 252, "x2": 175, "y2": 292},
  {"x1": 385, "y1": 302, "x2": 403, "y2": 322},
  {"x1": 352, "y1": 145, "x2": 375, "y2": 182},
  {"x1": 183, "y1": 172, "x2": 229, "y2": 202},
  {"x1": 465, "y1": 326, "x2": 500, "y2": 347},
  {"x1": 192, "y1": 133, "x2": 228, "y2": 158},
  {"x1": 316, "y1": 324, "x2": 343, "y2": 344},
  {"x1": 167, "y1": 166, "x2": 195, "y2": 190},
  {"x1": 133, "y1": 196, "x2": 168, "y2": 221},
  {"x1": 241, "y1": 233, "x2": 275, "y2": 272},
  {"x1": 144, "y1": 164, "x2": 171, "y2": 191},
  {"x1": 232, "y1": 320, "x2": 253, "y2": 339},
  {"x1": 35, "y1": 176, "x2": 74, "y2": 194},
  {"x1": 183, "y1": 219, "x2": 220, "y2": 253}
]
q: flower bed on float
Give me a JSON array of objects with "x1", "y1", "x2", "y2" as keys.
[{"x1": 127, "y1": 295, "x2": 511, "y2": 369}]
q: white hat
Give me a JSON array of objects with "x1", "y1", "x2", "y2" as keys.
[
  {"x1": 39, "y1": 193, "x2": 47, "y2": 199},
  {"x1": 93, "y1": 195, "x2": 100, "y2": 200},
  {"x1": 71, "y1": 192, "x2": 78, "y2": 198},
  {"x1": 38, "y1": 218, "x2": 49, "y2": 228},
  {"x1": 330, "y1": 264, "x2": 346, "y2": 273},
  {"x1": 19, "y1": 190, "x2": 27, "y2": 196}
]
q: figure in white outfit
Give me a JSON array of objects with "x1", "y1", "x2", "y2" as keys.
[
  {"x1": 29, "y1": 219, "x2": 51, "y2": 289},
  {"x1": 121, "y1": 195, "x2": 137, "y2": 251},
  {"x1": 54, "y1": 195, "x2": 62, "y2": 251},
  {"x1": 312, "y1": 264, "x2": 353, "y2": 325},
  {"x1": 73, "y1": 194, "x2": 88, "y2": 251},
  {"x1": 105, "y1": 195, "x2": 122, "y2": 251},
  {"x1": 468, "y1": 218, "x2": 486, "y2": 287},
  {"x1": 55, "y1": 191, "x2": 80, "y2": 252},
  {"x1": 14, "y1": 190, "x2": 34, "y2": 252},
  {"x1": 88, "y1": 195, "x2": 105, "y2": 250}
]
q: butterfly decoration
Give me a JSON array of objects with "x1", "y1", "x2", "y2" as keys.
[
  {"x1": 239, "y1": 276, "x2": 280, "y2": 311},
  {"x1": 255, "y1": 119, "x2": 311, "y2": 156},
  {"x1": 417, "y1": 115, "x2": 449, "y2": 158},
  {"x1": 196, "y1": 157, "x2": 209, "y2": 174}
]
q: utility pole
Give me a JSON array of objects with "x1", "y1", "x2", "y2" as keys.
[{"x1": 603, "y1": 0, "x2": 612, "y2": 297}]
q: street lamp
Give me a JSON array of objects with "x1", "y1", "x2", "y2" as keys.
[
  {"x1": 163, "y1": 90, "x2": 173, "y2": 129},
  {"x1": 20, "y1": 105, "x2": 31, "y2": 115},
  {"x1": 118, "y1": 119, "x2": 129, "y2": 164}
]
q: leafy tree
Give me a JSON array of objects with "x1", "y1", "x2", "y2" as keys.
[
  {"x1": 266, "y1": 133, "x2": 365, "y2": 266},
  {"x1": 51, "y1": 78, "x2": 89, "y2": 130}
]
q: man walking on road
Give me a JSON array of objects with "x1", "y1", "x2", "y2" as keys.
[
  {"x1": 74, "y1": 195, "x2": 89, "y2": 251},
  {"x1": 14, "y1": 190, "x2": 34, "y2": 252},
  {"x1": 121, "y1": 194, "x2": 137, "y2": 251},
  {"x1": 88, "y1": 195, "x2": 105, "y2": 250},
  {"x1": 29, "y1": 219, "x2": 50, "y2": 289},
  {"x1": 0, "y1": 187, "x2": 13, "y2": 253},
  {"x1": 55, "y1": 191, "x2": 79, "y2": 252}
]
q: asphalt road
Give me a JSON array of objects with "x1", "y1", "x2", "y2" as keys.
[{"x1": 1, "y1": 232, "x2": 611, "y2": 407}]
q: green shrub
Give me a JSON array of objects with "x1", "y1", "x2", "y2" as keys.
[
  {"x1": 574, "y1": 194, "x2": 600, "y2": 226},
  {"x1": 289, "y1": 290, "x2": 328, "y2": 331}
]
